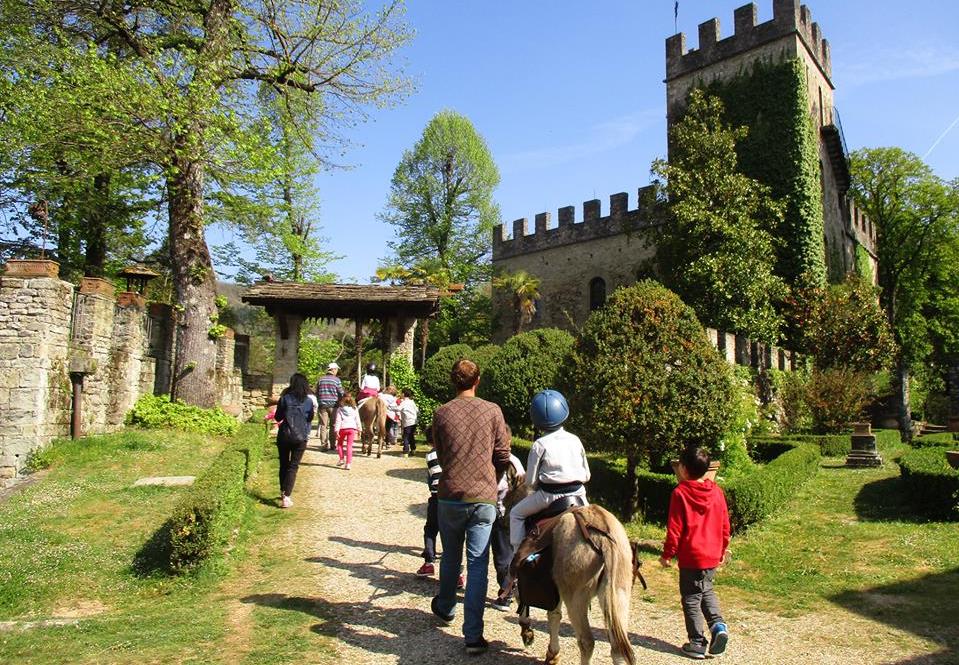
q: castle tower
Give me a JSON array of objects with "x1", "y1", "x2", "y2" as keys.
[{"x1": 665, "y1": 0, "x2": 876, "y2": 284}]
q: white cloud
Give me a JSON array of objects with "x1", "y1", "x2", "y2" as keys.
[
  {"x1": 842, "y1": 45, "x2": 959, "y2": 85},
  {"x1": 500, "y1": 109, "x2": 661, "y2": 173}
]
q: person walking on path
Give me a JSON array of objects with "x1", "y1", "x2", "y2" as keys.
[
  {"x1": 333, "y1": 392, "x2": 362, "y2": 471},
  {"x1": 315, "y1": 362, "x2": 344, "y2": 450},
  {"x1": 660, "y1": 445, "x2": 731, "y2": 660},
  {"x1": 397, "y1": 389, "x2": 420, "y2": 456},
  {"x1": 430, "y1": 358, "x2": 511, "y2": 656},
  {"x1": 490, "y1": 451, "x2": 525, "y2": 611},
  {"x1": 274, "y1": 373, "x2": 315, "y2": 508}
]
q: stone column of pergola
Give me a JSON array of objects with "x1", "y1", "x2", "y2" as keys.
[{"x1": 242, "y1": 283, "x2": 442, "y2": 400}]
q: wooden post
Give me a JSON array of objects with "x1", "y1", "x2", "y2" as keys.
[
  {"x1": 382, "y1": 317, "x2": 392, "y2": 387},
  {"x1": 354, "y1": 318, "x2": 364, "y2": 386}
]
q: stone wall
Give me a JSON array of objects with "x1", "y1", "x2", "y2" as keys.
[
  {"x1": 241, "y1": 373, "x2": 273, "y2": 421},
  {"x1": 0, "y1": 272, "x2": 73, "y2": 483},
  {"x1": 0, "y1": 262, "x2": 243, "y2": 487}
]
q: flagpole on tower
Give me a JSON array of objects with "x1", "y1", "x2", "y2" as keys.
[{"x1": 674, "y1": 1, "x2": 679, "y2": 34}]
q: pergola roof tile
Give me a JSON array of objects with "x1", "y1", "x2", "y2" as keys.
[{"x1": 241, "y1": 281, "x2": 444, "y2": 319}]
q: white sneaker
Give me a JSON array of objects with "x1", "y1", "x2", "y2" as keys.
[
  {"x1": 281, "y1": 495, "x2": 292, "y2": 508},
  {"x1": 336, "y1": 459, "x2": 344, "y2": 467},
  {"x1": 344, "y1": 464, "x2": 351, "y2": 470}
]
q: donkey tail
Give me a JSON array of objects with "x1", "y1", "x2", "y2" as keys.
[{"x1": 598, "y1": 529, "x2": 636, "y2": 665}]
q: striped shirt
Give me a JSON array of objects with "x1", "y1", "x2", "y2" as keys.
[
  {"x1": 426, "y1": 449, "x2": 442, "y2": 495},
  {"x1": 315, "y1": 374, "x2": 344, "y2": 406}
]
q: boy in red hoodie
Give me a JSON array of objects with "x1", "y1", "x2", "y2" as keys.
[{"x1": 660, "y1": 446, "x2": 730, "y2": 660}]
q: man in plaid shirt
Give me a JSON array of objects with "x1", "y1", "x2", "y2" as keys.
[{"x1": 315, "y1": 362, "x2": 344, "y2": 450}]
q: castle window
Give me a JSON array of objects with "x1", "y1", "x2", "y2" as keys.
[{"x1": 589, "y1": 277, "x2": 606, "y2": 311}]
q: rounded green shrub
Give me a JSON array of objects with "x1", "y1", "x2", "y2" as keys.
[
  {"x1": 471, "y1": 344, "x2": 501, "y2": 375},
  {"x1": 126, "y1": 394, "x2": 239, "y2": 436},
  {"x1": 560, "y1": 282, "x2": 734, "y2": 517},
  {"x1": 420, "y1": 343, "x2": 473, "y2": 404},
  {"x1": 482, "y1": 328, "x2": 574, "y2": 435}
]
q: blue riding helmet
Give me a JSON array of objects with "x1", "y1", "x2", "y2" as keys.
[{"x1": 530, "y1": 389, "x2": 569, "y2": 431}]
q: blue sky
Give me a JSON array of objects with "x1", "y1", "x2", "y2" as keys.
[{"x1": 212, "y1": 0, "x2": 959, "y2": 284}]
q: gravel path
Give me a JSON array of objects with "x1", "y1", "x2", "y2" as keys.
[{"x1": 285, "y1": 440, "x2": 943, "y2": 664}]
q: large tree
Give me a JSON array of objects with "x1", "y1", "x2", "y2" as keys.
[
  {"x1": 380, "y1": 110, "x2": 501, "y2": 286},
  {"x1": 651, "y1": 90, "x2": 786, "y2": 343},
  {"x1": 849, "y1": 147, "x2": 959, "y2": 437},
  {"x1": 4, "y1": 0, "x2": 411, "y2": 406}
]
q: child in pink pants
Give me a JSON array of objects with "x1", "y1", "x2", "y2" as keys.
[{"x1": 333, "y1": 392, "x2": 362, "y2": 470}]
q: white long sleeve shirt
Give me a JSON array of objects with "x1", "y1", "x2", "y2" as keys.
[
  {"x1": 333, "y1": 405, "x2": 362, "y2": 432},
  {"x1": 526, "y1": 428, "x2": 590, "y2": 490},
  {"x1": 396, "y1": 399, "x2": 419, "y2": 428}
]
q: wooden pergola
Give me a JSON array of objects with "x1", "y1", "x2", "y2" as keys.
[{"x1": 242, "y1": 282, "x2": 444, "y2": 398}]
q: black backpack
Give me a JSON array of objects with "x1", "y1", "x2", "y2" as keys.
[{"x1": 278, "y1": 395, "x2": 311, "y2": 445}]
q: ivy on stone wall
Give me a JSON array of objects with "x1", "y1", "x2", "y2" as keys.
[{"x1": 703, "y1": 57, "x2": 826, "y2": 287}]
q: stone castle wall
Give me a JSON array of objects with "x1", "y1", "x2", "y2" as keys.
[
  {"x1": 491, "y1": 189, "x2": 659, "y2": 341},
  {"x1": 0, "y1": 264, "x2": 244, "y2": 487}
]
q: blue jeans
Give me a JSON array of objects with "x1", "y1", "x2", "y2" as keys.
[{"x1": 435, "y1": 500, "x2": 496, "y2": 642}]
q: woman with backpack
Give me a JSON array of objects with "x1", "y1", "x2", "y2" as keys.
[{"x1": 274, "y1": 373, "x2": 315, "y2": 508}]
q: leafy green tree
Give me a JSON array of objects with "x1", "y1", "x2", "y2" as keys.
[
  {"x1": 380, "y1": 110, "x2": 501, "y2": 286},
  {"x1": 560, "y1": 282, "x2": 734, "y2": 519},
  {"x1": 849, "y1": 147, "x2": 959, "y2": 438},
  {"x1": 652, "y1": 90, "x2": 786, "y2": 343},
  {"x1": 4, "y1": 0, "x2": 412, "y2": 407},
  {"x1": 481, "y1": 328, "x2": 574, "y2": 437},
  {"x1": 211, "y1": 88, "x2": 340, "y2": 283},
  {"x1": 420, "y1": 343, "x2": 473, "y2": 404},
  {"x1": 492, "y1": 270, "x2": 541, "y2": 336}
]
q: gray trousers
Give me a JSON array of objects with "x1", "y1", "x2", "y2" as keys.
[
  {"x1": 679, "y1": 567, "x2": 724, "y2": 645},
  {"x1": 317, "y1": 406, "x2": 336, "y2": 448}
]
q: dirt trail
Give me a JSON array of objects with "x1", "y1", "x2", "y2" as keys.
[{"x1": 249, "y1": 439, "x2": 943, "y2": 664}]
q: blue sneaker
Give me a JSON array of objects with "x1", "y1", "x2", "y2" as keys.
[{"x1": 709, "y1": 623, "x2": 729, "y2": 655}]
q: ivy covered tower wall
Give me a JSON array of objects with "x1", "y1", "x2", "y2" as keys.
[{"x1": 665, "y1": 0, "x2": 877, "y2": 286}]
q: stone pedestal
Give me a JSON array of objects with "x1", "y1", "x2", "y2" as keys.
[{"x1": 846, "y1": 422, "x2": 882, "y2": 468}]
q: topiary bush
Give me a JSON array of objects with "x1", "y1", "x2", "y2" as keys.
[
  {"x1": 126, "y1": 394, "x2": 239, "y2": 436},
  {"x1": 724, "y1": 443, "x2": 821, "y2": 533},
  {"x1": 166, "y1": 424, "x2": 266, "y2": 573},
  {"x1": 560, "y1": 281, "x2": 734, "y2": 519},
  {"x1": 420, "y1": 343, "x2": 473, "y2": 404},
  {"x1": 482, "y1": 328, "x2": 574, "y2": 436},
  {"x1": 747, "y1": 436, "x2": 801, "y2": 463},
  {"x1": 911, "y1": 432, "x2": 956, "y2": 448},
  {"x1": 470, "y1": 344, "x2": 501, "y2": 375},
  {"x1": 899, "y1": 447, "x2": 959, "y2": 520}
]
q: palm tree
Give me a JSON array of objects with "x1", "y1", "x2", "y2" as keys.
[{"x1": 493, "y1": 270, "x2": 541, "y2": 335}]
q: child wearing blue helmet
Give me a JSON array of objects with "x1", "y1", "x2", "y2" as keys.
[{"x1": 508, "y1": 389, "x2": 590, "y2": 549}]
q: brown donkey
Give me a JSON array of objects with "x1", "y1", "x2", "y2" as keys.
[
  {"x1": 357, "y1": 396, "x2": 386, "y2": 458},
  {"x1": 504, "y1": 466, "x2": 637, "y2": 664}
]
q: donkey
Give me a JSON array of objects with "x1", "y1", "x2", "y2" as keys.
[
  {"x1": 357, "y1": 396, "x2": 386, "y2": 458},
  {"x1": 503, "y1": 464, "x2": 638, "y2": 665}
]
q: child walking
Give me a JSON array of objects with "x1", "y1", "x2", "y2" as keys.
[
  {"x1": 660, "y1": 445, "x2": 731, "y2": 659},
  {"x1": 491, "y1": 451, "x2": 525, "y2": 611},
  {"x1": 416, "y1": 426, "x2": 464, "y2": 589},
  {"x1": 333, "y1": 392, "x2": 362, "y2": 470},
  {"x1": 396, "y1": 389, "x2": 419, "y2": 456},
  {"x1": 508, "y1": 389, "x2": 590, "y2": 550}
]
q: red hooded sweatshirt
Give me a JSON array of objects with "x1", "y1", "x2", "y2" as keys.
[{"x1": 662, "y1": 478, "x2": 730, "y2": 569}]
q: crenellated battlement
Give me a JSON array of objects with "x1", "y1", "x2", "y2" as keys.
[
  {"x1": 845, "y1": 197, "x2": 877, "y2": 256},
  {"x1": 666, "y1": 0, "x2": 831, "y2": 83},
  {"x1": 492, "y1": 186, "x2": 660, "y2": 260}
]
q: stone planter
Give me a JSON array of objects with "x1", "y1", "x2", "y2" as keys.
[
  {"x1": 3, "y1": 259, "x2": 60, "y2": 278},
  {"x1": 947, "y1": 416, "x2": 959, "y2": 433},
  {"x1": 79, "y1": 277, "x2": 116, "y2": 298},
  {"x1": 946, "y1": 451, "x2": 959, "y2": 471}
]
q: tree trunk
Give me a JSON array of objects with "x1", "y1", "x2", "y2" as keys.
[
  {"x1": 84, "y1": 173, "x2": 110, "y2": 277},
  {"x1": 354, "y1": 318, "x2": 364, "y2": 386},
  {"x1": 897, "y1": 356, "x2": 912, "y2": 442},
  {"x1": 419, "y1": 318, "x2": 430, "y2": 370},
  {"x1": 623, "y1": 454, "x2": 639, "y2": 522},
  {"x1": 167, "y1": 148, "x2": 219, "y2": 408}
]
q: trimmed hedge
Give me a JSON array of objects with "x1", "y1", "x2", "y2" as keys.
[
  {"x1": 166, "y1": 424, "x2": 266, "y2": 573},
  {"x1": 790, "y1": 434, "x2": 850, "y2": 457},
  {"x1": 899, "y1": 447, "x2": 959, "y2": 520},
  {"x1": 724, "y1": 443, "x2": 821, "y2": 533},
  {"x1": 748, "y1": 437, "x2": 801, "y2": 463},
  {"x1": 912, "y1": 432, "x2": 957, "y2": 448}
]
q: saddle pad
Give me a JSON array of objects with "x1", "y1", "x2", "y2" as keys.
[{"x1": 516, "y1": 546, "x2": 560, "y2": 611}]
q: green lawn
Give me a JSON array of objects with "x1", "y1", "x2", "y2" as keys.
[{"x1": 0, "y1": 429, "x2": 236, "y2": 662}]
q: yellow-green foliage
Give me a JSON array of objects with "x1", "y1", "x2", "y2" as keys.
[
  {"x1": 167, "y1": 424, "x2": 266, "y2": 573},
  {"x1": 126, "y1": 394, "x2": 239, "y2": 436}
]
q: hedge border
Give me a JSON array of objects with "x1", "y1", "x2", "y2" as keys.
[
  {"x1": 898, "y1": 447, "x2": 959, "y2": 520},
  {"x1": 166, "y1": 424, "x2": 266, "y2": 573}
]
